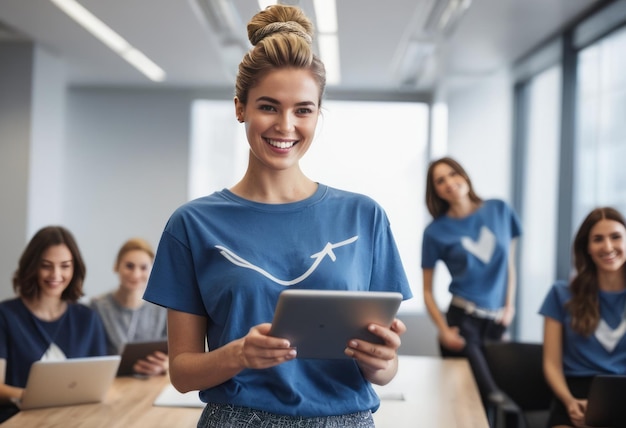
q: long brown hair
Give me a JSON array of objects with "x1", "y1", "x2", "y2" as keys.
[
  {"x1": 13, "y1": 226, "x2": 86, "y2": 302},
  {"x1": 425, "y1": 157, "x2": 482, "y2": 218},
  {"x1": 567, "y1": 207, "x2": 626, "y2": 336}
]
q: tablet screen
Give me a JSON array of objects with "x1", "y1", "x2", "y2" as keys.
[{"x1": 269, "y1": 289, "x2": 402, "y2": 359}]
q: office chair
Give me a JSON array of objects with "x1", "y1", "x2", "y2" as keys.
[{"x1": 483, "y1": 341, "x2": 553, "y2": 428}]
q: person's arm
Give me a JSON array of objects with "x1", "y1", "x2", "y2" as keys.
[
  {"x1": 133, "y1": 351, "x2": 169, "y2": 376},
  {"x1": 345, "y1": 318, "x2": 405, "y2": 385},
  {"x1": 543, "y1": 316, "x2": 587, "y2": 427},
  {"x1": 423, "y1": 268, "x2": 465, "y2": 351},
  {"x1": 0, "y1": 384, "x2": 23, "y2": 405},
  {"x1": 167, "y1": 309, "x2": 296, "y2": 393},
  {"x1": 499, "y1": 238, "x2": 518, "y2": 326}
]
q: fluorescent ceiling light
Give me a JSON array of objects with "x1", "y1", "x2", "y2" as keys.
[
  {"x1": 50, "y1": 0, "x2": 166, "y2": 82},
  {"x1": 318, "y1": 34, "x2": 340, "y2": 85},
  {"x1": 313, "y1": 0, "x2": 338, "y2": 33},
  {"x1": 313, "y1": 0, "x2": 340, "y2": 84},
  {"x1": 258, "y1": 0, "x2": 275, "y2": 10}
]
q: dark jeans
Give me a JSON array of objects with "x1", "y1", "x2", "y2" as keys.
[
  {"x1": 440, "y1": 305, "x2": 506, "y2": 405},
  {"x1": 197, "y1": 403, "x2": 375, "y2": 428}
]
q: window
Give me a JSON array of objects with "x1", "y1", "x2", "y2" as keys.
[
  {"x1": 517, "y1": 66, "x2": 562, "y2": 342},
  {"x1": 574, "y1": 25, "x2": 626, "y2": 227}
]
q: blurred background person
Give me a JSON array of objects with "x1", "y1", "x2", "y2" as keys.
[
  {"x1": 540, "y1": 207, "x2": 626, "y2": 428},
  {"x1": 91, "y1": 238, "x2": 167, "y2": 377},
  {"x1": 0, "y1": 226, "x2": 107, "y2": 422},
  {"x1": 421, "y1": 156, "x2": 522, "y2": 414}
]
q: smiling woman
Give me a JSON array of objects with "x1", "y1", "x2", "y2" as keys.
[
  {"x1": 143, "y1": 4, "x2": 413, "y2": 427},
  {"x1": 0, "y1": 226, "x2": 107, "y2": 423},
  {"x1": 420, "y1": 156, "x2": 522, "y2": 417},
  {"x1": 539, "y1": 207, "x2": 626, "y2": 427}
]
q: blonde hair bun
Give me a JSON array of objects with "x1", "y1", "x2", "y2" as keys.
[{"x1": 248, "y1": 5, "x2": 314, "y2": 46}]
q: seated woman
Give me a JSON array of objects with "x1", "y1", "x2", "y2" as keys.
[
  {"x1": 540, "y1": 207, "x2": 626, "y2": 428},
  {"x1": 91, "y1": 238, "x2": 167, "y2": 376},
  {"x1": 0, "y1": 226, "x2": 107, "y2": 422}
]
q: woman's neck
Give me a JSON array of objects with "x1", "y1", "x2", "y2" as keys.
[
  {"x1": 231, "y1": 168, "x2": 317, "y2": 203},
  {"x1": 446, "y1": 198, "x2": 479, "y2": 219},
  {"x1": 113, "y1": 287, "x2": 144, "y2": 309},
  {"x1": 597, "y1": 270, "x2": 626, "y2": 292},
  {"x1": 23, "y1": 296, "x2": 68, "y2": 321}
]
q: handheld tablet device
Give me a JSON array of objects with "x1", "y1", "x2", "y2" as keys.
[
  {"x1": 117, "y1": 339, "x2": 168, "y2": 376},
  {"x1": 269, "y1": 289, "x2": 403, "y2": 359}
]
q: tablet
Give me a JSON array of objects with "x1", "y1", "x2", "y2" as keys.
[
  {"x1": 117, "y1": 339, "x2": 168, "y2": 376},
  {"x1": 269, "y1": 289, "x2": 403, "y2": 359}
]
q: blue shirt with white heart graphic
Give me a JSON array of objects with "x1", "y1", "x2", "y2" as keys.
[
  {"x1": 539, "y1": 280, "x2": 626, "y2": 377},
  {"x1": 421, "y1": 199, "x2": 522, "y2": 309}
]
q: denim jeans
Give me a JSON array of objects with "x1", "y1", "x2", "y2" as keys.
[{"x1": 197, "y1": 403, "x2": 375, "y2": 428}]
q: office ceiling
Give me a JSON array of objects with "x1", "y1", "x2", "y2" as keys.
[{"x1": 0, "y1": 0, "x2": 599, "y2": 95}]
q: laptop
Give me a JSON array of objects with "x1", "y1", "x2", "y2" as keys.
[
  {"x1": 117, "y1": 339, "x2": 168, "y2": 376},
  {"x1": 585, "y1": 374, "x2": 626, "y2": 428},
  {"x1": 17, "y1": 355, "x2": 121, "y2": 410},
  {"x1": 269, "y1": 289, "x2": 403, "y2": 359}
]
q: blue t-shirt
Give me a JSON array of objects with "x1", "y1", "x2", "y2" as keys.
[
  {"x1": 0, "y1": 298, "x2": 107, "y2": 388},
  {"x1": 539, "y1": 280, "x2": 626, "y2": 377},
  {"x1": 144, "y1": 184, "x2": 412, "y2": 417},
  {"x1": 421, "y1": 199, "x2": 522, "y2": 309}
]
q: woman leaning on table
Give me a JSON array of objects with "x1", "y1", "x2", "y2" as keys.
[
  {"x1": 540, "y1": 207, "x2": 626, "y2": 428},
  {"x1": 421, "y1": 157, "x2": 522, "y2": 407},
  {"x1": 0, "y1": 226, "x2": 107, "y2": 422}
]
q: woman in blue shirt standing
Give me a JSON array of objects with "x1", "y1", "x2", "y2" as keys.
[
  {"x1": 421, "y1": 157, "x2": 521, "y2": 408},
  {"x1": 540, "y1": 207, "x2": 626, "y2": 427},
  {"x1": 144, "y1": 4, "x2": 411, "y2": 428}
]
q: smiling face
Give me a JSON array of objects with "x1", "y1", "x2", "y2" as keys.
[
  {"x1": 116, "y1": 249, "x2": 153, "y2": 293},
  {"x1": 37, "y1": 244, "x2": 74, "y2": 300},
  {"x1": 234, "y1": 67, "x2": 320, "y2": 173},
  {"x1": 588, "y1": 219, "x2": 626, "y2": 275},
  {"x1": 431, "y1": 162, "x2": 470, "y2": 204}
]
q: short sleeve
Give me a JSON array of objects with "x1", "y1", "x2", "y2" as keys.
[
  {"x1": 539, "y1": 281, "x2": 568, "y2": 323},
  {"x1": 144, "y1": 229, "x2": 207, "y2": 316},
  {"x1": 421, "y1": 225, "x2": 439, "y2": 269}
]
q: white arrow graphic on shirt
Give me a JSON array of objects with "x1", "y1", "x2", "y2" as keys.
[
  {"x1": 461, "y1": 226, "x2": 496, "y2": 264},
  {"x1": 216, "y1": 235, "x2": 359, "y2": 286},
  {"x1": 595, "y1": 318, "x2": 626, "y2": 352}
]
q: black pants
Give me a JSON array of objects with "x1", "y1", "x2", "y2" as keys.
[
  {"x1": 439, "y1": 305, "x2": 506, "y2": 405},
  {"x1": 547, "y1": 376, "x2": 593, "y2": 427}
]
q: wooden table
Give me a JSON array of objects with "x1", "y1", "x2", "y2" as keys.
[
  {"x1": 372, "y1": 356, "x2": 489, "y2": 428},
  {"x1": 2, "y1": 356, "x2": 488, "y2": 428}
]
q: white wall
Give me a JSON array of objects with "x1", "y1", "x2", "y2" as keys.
[
  {"x1": 28, "y1": 45, "x2": 67, "y2": 236},
  {"x1": 446, "y1": 70, "x2": 514, "y2": 200},
  {"x1": 0, "y1": 42, "x2": 36, "y2": 300},
  {"x1": 63, "y1": 89, "x2": 194, "y2": 297}
]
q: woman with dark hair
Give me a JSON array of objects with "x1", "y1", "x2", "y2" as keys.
[
  {"x1": 421, "y1": 156, "x2": 522, "y2": 408},
  {"x1": 0, "y1": 226, "x2": 107, "y2": 421},
  {"x1": 144, "y1": 4, "x2": 411, "y2": 427},
  {"x1": 540, "y1": 207, "x2": 626, "y2": 427}
]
